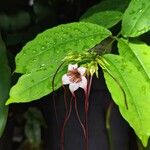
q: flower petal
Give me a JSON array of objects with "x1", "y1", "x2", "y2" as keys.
[
  {"x1": 77, "y1": 66, "x2": 86, "y2": 75},
  {"x1": 62, "y1": 74, "x2": 71, "y2": 85},
  {"x1": 69, "y1": 83, "x2": 79, "y2": 93},
  {"x1": 79, "y1": 76, "x2": 87, "y2": 91},
  {"x1": 68, "y1": 64, "x2": 78, "y2": 71}
]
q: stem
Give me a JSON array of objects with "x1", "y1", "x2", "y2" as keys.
[
  {"x1": 103, "y1": 32, "x2": 121, "y2": 54},
  {"x1": 63, "y1": 85, "x2": 68, "y2": 113},
  {"x1": 61, "y1": 97, "x2": 73, "y2": 150},
  {"x1": 106, "y1": 102, "x2": 114, "y2": 150},
  {"x1": 87, "y1": 76, "x2": 93, "y2": 102},
  {"x1": 52, "y1": 62, "x2": 65, "y2": 92},
  {"x1": 105, "y1": 69, "x2": 128, "y2": 109},
  {"x1": 74, "y1": 95, "x2": 86, "y2": 138},
  {"x1": 84, "y1": 76, "x2": 93, "y2": 150},
  {"x1": 52, "y1": 93, "x2": 60, "y2": 137},
  {"x1": 52, "y1": 62, "x2": 65, "y2": 134},
  {"x1": 84, "y1": 99, "x2": 88, "y2": 150}
]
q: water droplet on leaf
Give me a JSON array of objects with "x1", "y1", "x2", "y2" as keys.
[
  {"x1": 32, "y1": 50, "x2": 37, "y2": 54},
  {"x1": 40, "y1": 64, "x2": 46, "y2": 68},
  {"x1": 32, "y1": 58, "x2": 37, "y2": 62},
  {"x1": 41, "y1": 46, "x2": 45, "y2": 50}
]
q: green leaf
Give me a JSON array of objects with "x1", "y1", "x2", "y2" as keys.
[
  {"x1": 6, "y1": 65, "x2": 67, "y2": 104},
  {"x1": 121, "y1": 0, "x2": 150, "y2": 37},
  {"x1": 16, "y1": 22, "x2": 111, "y2": 74},
  {"x1": 0, "y1": 34, "x2": 11, "y2": 137},
  {"x1": 6, "y1": 22, "x2": 111, "y2": 104},
  {"x1": 118, "y1": 39, "x2": 150, "y2": 82},
  {"x1": 80, "y1": 0, "x2": 129, "y2": 19},
  {"x1": 81, "y1": 11, "x2": 123, "y2": 28},
  {"x1": 103, "y1": 54, "x2": 150, "y2": 147}
]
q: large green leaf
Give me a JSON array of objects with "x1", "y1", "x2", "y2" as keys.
[
  {"x1": 121, "y1": 0, "x2": 150, "y2": 37},
  {"x1": 6, "y1": 65, "x2": 67, "y2": 104},
  {"x1": 0, "y1": 34, "x2": 11, "y2": 137},
  {"x1": 6, "y1": 22, "x2": 111, "y2": 104},
  {"x1": 81, "y1": 11, "x2": 123, "y2": 29},
  {"x1": 16, "y1": 22, "x2": 111, "y2": 73},
  {"x1": 103, "y1": 54, "x2": 150, "y2": 147},
  {"x1": 118, "y1": 39, "x2": 150, "y2": 81}
]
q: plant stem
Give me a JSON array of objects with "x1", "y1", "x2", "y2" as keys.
[
  {"x1": 72, "y1": 93, "x2": 87, "y2": 150},
  {"x1": 52, "y1": 62, "x2": 65, "y2": 133},
  {"x1": 104, "y1": 69, "x2": 128, "y2": 109},
  {"x1": 87, "y1": 76, "x2": 93, "y2": 100},
  {"x1": 74, "y1": 96, "x2": 86, "y2": 138},
  {"x1": 84, "y1": 76, "x2": 93, "y2": 150},
  {"x1": 103, "y1": 32, "x2": 121, "y2": 54},
  {"x1": 63, "y1": 85, "x2": 68, "y2": 113},
  {"x1": 61, "y1": 97, "x2": 73, "y2": 150},
  {"x1": 106, "y1": 102, "x2": 114, "y2": 150}
]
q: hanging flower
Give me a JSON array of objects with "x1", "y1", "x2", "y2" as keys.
[{"x1": 62, "y1": 64, "x2": 87, "y2": 93}]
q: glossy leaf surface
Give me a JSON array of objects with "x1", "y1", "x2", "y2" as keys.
[
  {"x1": 118, "y1": 39, "x2": 150, "y2": 81},
  {"x1": 6, "y1": 65, "x2": 67, "y2": 104},
  {"x1": 103, "y1": 54, "x2": 150, "y2": 146},
  {"x1": 16, "y1": 22, "x2": 111, "y2": 73},
  {"x1": 81, "y1": 11, "x2": 122, "y2": 28},
  {"x1": 80, "y1": 0, "x2": 129, "y2": 19},
  {"x1": 122, "y1": 0, "x2": 150, "y2": 37},
  {"x1": 7, "y1": 22, "x2": 111, "y2": 104}
]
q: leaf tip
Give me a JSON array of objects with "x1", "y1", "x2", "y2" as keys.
[{"x1": 5, "y1": 98, "x2": 13, "y2": 105}]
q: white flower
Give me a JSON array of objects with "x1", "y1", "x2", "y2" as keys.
[{"x1": 62, "y1": 64, "x2": 87, "y2": 93}]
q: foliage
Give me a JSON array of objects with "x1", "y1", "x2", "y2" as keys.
[
  {"x1": 0, "y1": 34, "x2": 11, "y2": 137},
  {"x1": 0, "y1": 0, "x2": 150, "y2": 149},
  {"x1": 121, "y1": 0, "x2": 150, "y2": 37},
  {"x1": 81, "y1": 11, "x2": 123, "y2": 29},
  {"x1": 6, "y1": 22, "x2": 111, "y2": 104},
  {"x1": 103, "y1": 54, "x2": 150, "y2": 146},
  {"x1": 80, "y1": 0, "x2": 129, "y2": 28},
  {"x1": 118, "y1": 39, "x2": 150, "y2": 81}
]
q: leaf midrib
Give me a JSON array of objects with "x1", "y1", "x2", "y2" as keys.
[
  {"x1": 120, "y1": 41, "x2": 150, "y2": 80},
  {"x1": 12, "y1": 69, "x2": 62, "y2": 99},
  {"x1": 128, "y1": 2, "x2": 150, "y2": 34},
  {"x1": 126, "y1": 44, "x2": 150, "y2": 81}
]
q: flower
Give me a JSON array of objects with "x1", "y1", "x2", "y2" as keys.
[{"x1": 62, "y1": 64, "x2": 87, "y2": 93}]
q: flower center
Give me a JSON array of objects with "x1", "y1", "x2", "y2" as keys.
[{"x1": 67, "y1": 69, "x2": 82, "y2": 83}]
